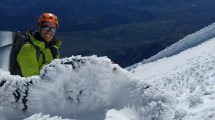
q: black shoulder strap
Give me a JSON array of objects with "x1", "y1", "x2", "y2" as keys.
[
  {"x1": 49, "y1": 46, "x2": 59, "y2": 59},
  {"x1": 32, "y1": 44, "x2": 45, "y2": 63}
]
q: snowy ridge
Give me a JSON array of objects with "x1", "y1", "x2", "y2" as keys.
[
  {"x1": 131, "y1": 37, "x2": 215, "y2": 119},
  {"x1": 127, "y1": 22, "x2": 215, "y2": 70},
  {"x1": 0, "y1": 56, "x2": 175, "y2": 120}
]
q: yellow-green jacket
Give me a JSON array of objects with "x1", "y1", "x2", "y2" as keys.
[{"x1": 17, "y1": 31, "x2": 62, "y2": 77}]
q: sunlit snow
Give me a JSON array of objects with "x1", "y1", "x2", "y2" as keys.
[
  {"x1": 131, "y1": 34, "x2": 215, "y2": 120},
  {"x1": 0, "y1": 55, "x2": 174, "y2": 120}
]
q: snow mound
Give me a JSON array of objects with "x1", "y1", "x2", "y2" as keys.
[{"x1": 0, "y1": 55, "x2": 175, "y2": 120}]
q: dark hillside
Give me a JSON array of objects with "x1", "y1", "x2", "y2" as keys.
[{"x1": 1, "y1": 0, "x2": 215, "y2": 67}]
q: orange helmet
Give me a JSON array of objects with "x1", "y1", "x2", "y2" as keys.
[{"x1": 37, "y1": 13, "x2": 59, "y2": 29}]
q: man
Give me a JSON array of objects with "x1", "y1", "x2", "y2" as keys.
[{"x1": 17, "y1": 13, "x2": 62, "y2": 77}]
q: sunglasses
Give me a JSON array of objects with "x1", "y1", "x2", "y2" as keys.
[{"x1": 41, "y1": 26, "x2": 57, "y2": 33}]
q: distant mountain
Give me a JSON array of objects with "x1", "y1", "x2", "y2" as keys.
[
  {"x1": 1, "y1": 0, "x2": 215, "y2": 67},
  {"x1": 0, "y1": 0, "x2": 156, "y2": 31}
]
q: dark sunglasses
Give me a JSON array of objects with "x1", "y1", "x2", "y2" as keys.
[{"x1": 41, "y1": 26, "x2": 57, "y2": 33}]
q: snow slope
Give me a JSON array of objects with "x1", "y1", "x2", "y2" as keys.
[
  {"x1": 0, "y1": 56, "x2": 174, "y2": 120},
  {"x1": 127, "y1": 22, "x2": 215, "y2": 70},
  {"x1": 131, "y1": 35, "x2": 215, "y2": 119}
]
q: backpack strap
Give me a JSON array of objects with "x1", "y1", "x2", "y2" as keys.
[
  {"x1": 32, "y1": 44, "x2": 46, "y2": 63},
  {"x1": 49, "y1": 46, "x2": 58, "y2": 59}
]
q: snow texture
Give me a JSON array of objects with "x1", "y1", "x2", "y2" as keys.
[
  {"x1": 0, "y1": 55, "x2": 174, "y2": 120},
  {"x1": 23, "y1": 113, "x2": 72, "y2": 120},
  {"x1": 131, "y1": 34, "x2": 215, "y2": 119}
]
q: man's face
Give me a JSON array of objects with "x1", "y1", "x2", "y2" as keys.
[{"x1": 40, "y1": 22, "x2": 57, "y2": 42}]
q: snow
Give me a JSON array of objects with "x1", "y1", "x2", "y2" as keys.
[
  {"x1": 0, "y1": 55, "x2": 174, "y2": 120},
  {"x1": 131, "y1": 34, "x2": 215, "y2": 119},
  {"x1": 23, "y1": 113, "x2": 72, "y2": 120},
  {"x1": 1, "y1": 22, "x2": 215, "y2": 119},
  {"x1": 105, "y1": 106, "x2": 140, "y2": 120},
  {"x1": 0, "y1": 31, "x2": 15, "y2": 71}
]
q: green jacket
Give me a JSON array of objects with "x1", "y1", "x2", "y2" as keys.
[{"x1": 17, "y1": 31, "x2": 62, "y2": 77}]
